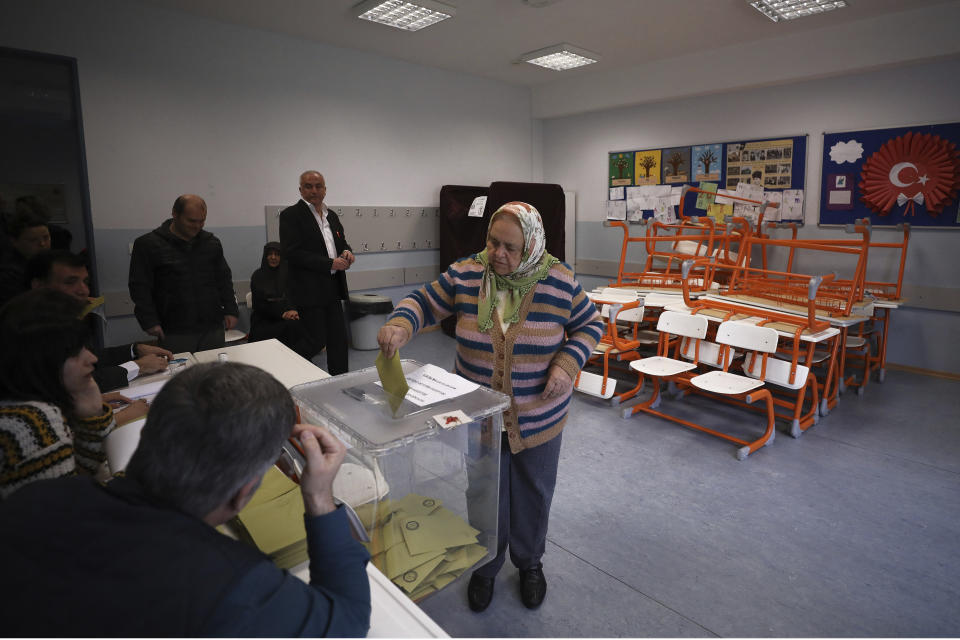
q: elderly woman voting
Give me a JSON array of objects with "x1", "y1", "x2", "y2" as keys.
[{"x1": 378, "y1": 201, "x2": 602, "y2": 612}]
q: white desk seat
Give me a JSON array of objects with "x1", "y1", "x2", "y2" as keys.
[
  {"x1": 690, "y1": 370, "x2": 764, "y2": 394},
  {"x1": 630, "y1": 356, "x2": 697, "y2": 377},
  {"x1": 574, "y1": 370, "x2": 617, "y2": 399},
  {"x1": 845, "y1": 336, "x2": 867, "y2": 348}
]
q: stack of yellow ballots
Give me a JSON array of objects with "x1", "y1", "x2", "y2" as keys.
[
  {"x1": 356, "y1": 493, "x2": 488, "y2": 601},
  {"x1": 232, "y1": 467, "x2": 309, "y2": 569}
]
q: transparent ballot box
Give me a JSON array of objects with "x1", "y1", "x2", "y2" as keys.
[{"x1": 290, "y1": 360, "x2": 510, "y2": 601}]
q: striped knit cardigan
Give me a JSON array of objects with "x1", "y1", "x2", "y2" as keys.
[
  {"x1": 0, "y1": 400, "x2": 115, "y2": 499},
  {"x1": 386, "y1": 256, "x2": 603, "y2": 453}
]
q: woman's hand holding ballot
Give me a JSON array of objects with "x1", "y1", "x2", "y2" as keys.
[{"x1": 377, "y1": 324, "x2": 411, "y2": 359}]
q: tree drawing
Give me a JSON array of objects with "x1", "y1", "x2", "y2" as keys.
[
  {"x1": 697, "y1": 148, "x2": 717, "y2": 175},
  {"x1": 612, "y1": 155, "x2": 629, "y2": 178},
  {"x1": 666, "y1": 151, "x2": 686, "y2": 177},
  {"x1": 638, "y1": 155, "x2": 657, "y2": 178}
]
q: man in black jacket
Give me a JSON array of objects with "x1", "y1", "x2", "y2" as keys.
[
  {"x1": 128, "y1": 194, "x2": 239, "y2": 354},
  {"x1": 279, "y1": 172, "x2": 354, "y2": 374}
]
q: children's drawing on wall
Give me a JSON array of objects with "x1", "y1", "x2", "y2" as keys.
[
  {"x1": 634, "y1": 150, "x2": 662, "y2": 186},
  {"x1": 661, "y1": 147, "x2": 691, "y2": 184},
  {"x1": 693, "y1": 144, "x2": 722, "y2": 181},
  {"x1": 609, "y1": 152, "x2": 635, "y2": 187}
]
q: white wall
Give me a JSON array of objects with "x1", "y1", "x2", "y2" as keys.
[
  {"x1": 0, "y1": 0, "x2": 533, "y2": 242},
  {"x1": 542, "y1": 56, "x2": 960, "y2": 373}
]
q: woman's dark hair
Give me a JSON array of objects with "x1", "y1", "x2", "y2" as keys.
[{"x1": 0, "y1": 288, "x2": 90, "y2": 416}]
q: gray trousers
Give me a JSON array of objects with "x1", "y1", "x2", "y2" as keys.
[{"x1": 474, "y1": 431, "x2": 563, "y2": 578}]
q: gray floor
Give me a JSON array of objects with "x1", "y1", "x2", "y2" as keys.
[{"x1": 337, "y1": 330, "x2": 960, "y2": 638}]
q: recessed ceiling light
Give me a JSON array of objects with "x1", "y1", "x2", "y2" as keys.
[
  {"x1": 749, "y1": 0, "x2": 847, "y2": 22},
  {"x1": 520, "y1": 43, "x2": 599, "y2": 71},
  {"x1": 354, "y1": 0, "x2": 455, "y2": 32}
]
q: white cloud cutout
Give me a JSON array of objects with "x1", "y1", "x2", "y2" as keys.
[{"x1": 829, "y1": 140, "x2": 864, "y2": 164}]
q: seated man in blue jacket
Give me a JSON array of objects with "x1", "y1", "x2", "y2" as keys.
[{"x1": 0, "y1": 362, "x2": 371, "y2": 637}]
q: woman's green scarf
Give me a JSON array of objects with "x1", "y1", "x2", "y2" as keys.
[{"x1": 476, "y1": 249, "x2": 558, "y2": 331}]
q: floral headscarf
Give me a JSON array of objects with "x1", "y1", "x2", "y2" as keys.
[{"x1": 476, "y1": 202, "x2": 558, "y2": 331}]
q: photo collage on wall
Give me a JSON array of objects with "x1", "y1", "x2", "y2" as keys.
[
  {"x1": 724, "y1": 139, "x2": 794, "y2": 190},
  {"x1": 608, "y1": 135, "x2": 806, "y2": 225}
]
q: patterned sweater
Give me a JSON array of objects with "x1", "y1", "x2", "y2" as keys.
[
  {"x1": 386, "y1": 257, "x2": 602, "y2": 453},
  {"x1": 0, "y1": 400, "x2": 116, "y2": 500}
]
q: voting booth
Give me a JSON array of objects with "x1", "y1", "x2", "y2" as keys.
[{"x1": 291, "y1": 360, "x2": 510, "y2": 601}]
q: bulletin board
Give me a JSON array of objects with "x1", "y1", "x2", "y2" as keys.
[
  {"x1": 819, "y1": 122, "x2": 960, "y2": 228},
  {"x1": 608, "y1": 134, "x2": 807, "y2": 224}
]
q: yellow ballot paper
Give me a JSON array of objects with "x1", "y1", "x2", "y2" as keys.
[{"x1": 375, "y1": 350, "x2": 409, "y2": 415}]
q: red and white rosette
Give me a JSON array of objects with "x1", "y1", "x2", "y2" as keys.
[{"x1": 858, "y1": 132, "x2": 960, "y2": 217}]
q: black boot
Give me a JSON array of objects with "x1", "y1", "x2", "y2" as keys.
[
  {"x1": 519, "y1": 563, "x2": 546, "y2": 609},
  {"x1": 467, "y1": 573, "x2": 495, "y2": 612}
]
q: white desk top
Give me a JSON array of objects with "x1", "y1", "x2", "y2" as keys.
[
  {"x1": 700, "y1": 294, "x2": 869, "y2": 328},
  {"x1": 193, "y1": 339, "x2": 330, "y2": 388},
  {"x1": 662, "y1": 302, "x2": 840, "y2": 343}
]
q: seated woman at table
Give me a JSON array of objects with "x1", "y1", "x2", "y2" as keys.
[
  {"x1": 248, "y1": 242, "x2": 313, "y2": 359},
  {"x1": 0, "y1": 289, "x2": 129, "y2": 499},
  {"x1": 377, "y1": 202, "x2": 603, "y2": 612}
]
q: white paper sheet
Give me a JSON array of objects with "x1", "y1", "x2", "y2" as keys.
[
  {"x1": 734, "y1": 182, "x2": 764, "y2": 220},
  {"x1": 609, "y1": 187, "x2": 625, "y2": 200},
  {"x1": 402, "y1": 364, "x2": 479, "y2": 407},
  {"x1": 828, "y1": 190, "x2": 851, "y2": 205},
  {"x1": 605, "y1": 200, "x2": 627, "y2": 220},
  {"x1": 467, "y1": 196, "x2": 487, "y2": 218},
  {"x1": 117, "y1": 379, "x2": 168, "y2": 402},
  {"x1": 715, "y1": 188, "x2": 734, "y2": 205},
  {"x1": 763, "y1": 191, "x2": 782, "y2": 222},
  {"x1": 782, "y1": 189, "x2": 805, "y2": 221}
]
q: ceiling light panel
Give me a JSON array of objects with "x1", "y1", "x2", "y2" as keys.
[
  {"x1": 521, "y1": 43, "x2": 599, "y2": 71},
  {"x1": 355, "y1": 0, "x2": 455, "y2": 32},
  {"x1": 749, "y1": 0, "x2": 847, "y2": 22}
]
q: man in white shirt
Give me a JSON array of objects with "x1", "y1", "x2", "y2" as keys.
[{"x1": 278, "y1": 171, "x2": 355, "y2": 374}]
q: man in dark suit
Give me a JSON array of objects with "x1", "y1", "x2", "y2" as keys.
[{"x1": 279, "y1": 171, "x2": 354, "y2": 374}]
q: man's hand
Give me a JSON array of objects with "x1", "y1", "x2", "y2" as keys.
[
  {"x1": 377, "y1": 324, "x2": 410, "y2": 359},
  {"x1": 282, "y1": 309, "x2": 300, "y2": 320},
  {"x1": 136, "y1": 343, "x2": 175, "y2": 360},
  {"x1": 224, "y1": 315, "x2": 239, "y2": 331},
  {"x1": 541, "y1": 365, "x2": 572, "y2": 400},
  {"x1": 135, "y1": 353, "x2": 169, "y2": 375},
  {"x1": 292, "y1": 423, "x2": 346, "y2": 517},
  {"x1": 342, "y1": 250, "x2": 356, "y2": 266},
  {"x1": 331, "y1": 256, "x2": 350, "y2": 271},
  {"x1": 114, "y1": 399, "x2": 149, "y2": 426},
  {"x1": 146, "y1": 325, "x2": 165, "y2": 339}
]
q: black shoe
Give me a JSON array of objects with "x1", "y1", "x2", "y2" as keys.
[
  {"x1": 519, "y1": 563, "x2": 546, "y2": 609},
  {"x1": 467, "y1": 573, "x2": 495, "y2": 612}
]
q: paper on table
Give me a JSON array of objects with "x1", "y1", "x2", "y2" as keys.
[
  {"x1": 403, "y1": 364, "x2": 479, "y2": 407},
  {"x1": 117, "y1": 379, "x2": 168, "y2": 401},
  {"x1": 104, "y1": 417, "x2": 146, "y2": 473},
  {"x1": 375, "y1": 350, "x2": 409, "y2": 415}
]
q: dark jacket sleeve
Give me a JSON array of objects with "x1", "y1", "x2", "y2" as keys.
[
  {"x1": 93, "y1": 364, "x2": 130, "y2": 393},
  {"x1": 128, "y1": 237, "x2": 160, "y2": 330},
  {"x1": 213, "y1": 239, "x2": 239, "y2": 317},
  {"x1": 203, "y1": 507, "x2": 371, "y2": 637}
]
